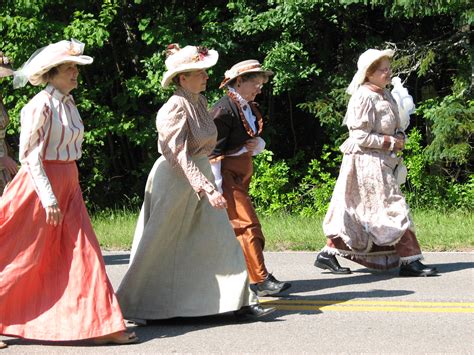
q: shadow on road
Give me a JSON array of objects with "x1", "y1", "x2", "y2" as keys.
[
  {"x1": 277, "y1": 271, "x2": 398, "y2": 295},
  {"x1": 96, "y1": 252, "x2": 471, "y2": 344},
  {"x1": 428, "y1": 261, "x2": 473, "y2": 273},
  {"x1": 103, "y1": 253, "x2": 130, "y2": 265},
  {"x1": 132, "y1": 311, "x2": 285, "y2": 341},
  {"x1": 124, "y1": 286, "x2": 414, "y2": 342}
]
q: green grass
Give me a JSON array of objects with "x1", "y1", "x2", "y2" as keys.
[
  {"x1": 92, "y1": 209, "x2": 474, "y2": 252},
  {"x1": 91, "y1": 208, "x2": 140, "y2": 250},
  {"x1": 409, "y1": 210, "x2": 474, "y2": 251}
]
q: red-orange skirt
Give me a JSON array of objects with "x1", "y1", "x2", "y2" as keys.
[{"x1": 0, "y1": 161, "x2": 126, "y2": 341}]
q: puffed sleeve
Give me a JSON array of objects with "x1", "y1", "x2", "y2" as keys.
[
  {"x1": 19, "y1": 96, "x2": 57, "y2": 208},
  {"x1": 156, "y1": 99, "x2": 216, "y2": 194},
  {"x1": 346, "y1": 92, "x2": 395, "y2": 150}
]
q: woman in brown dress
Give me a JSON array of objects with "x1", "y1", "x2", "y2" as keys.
[{"x1": 210, "y1": 60, "x2": 291, "y2": 296}]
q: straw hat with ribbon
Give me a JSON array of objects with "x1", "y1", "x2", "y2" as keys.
[
  {"x1": 13, "y1": 38, "x2": 93, "y2": 88},
  {"x1": 161, "y1": 44, "x2": 218, "y2": 88},
  {"x1": 0, "y1": 52, "x2": 13, "y2": 78},
  {"x1": 346, "y1": 48, "x2": 394, "y2": 95},
  {"x1": 219, "y1": 59, "x2": 273, "y2": 89}
]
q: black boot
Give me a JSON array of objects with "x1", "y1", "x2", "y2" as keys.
[
  {"x1": 252, "y1": 274, "x2": 291, "y2": 297},
  {"x1": 234, "y1": 304, "x2": 276, "y2": 321},
  {"x1": 399, "y1": 260, "x2": 437, "y2": 277},
  {"x1": 314, "y1": 252, "x2": 351, "y2": 274}
]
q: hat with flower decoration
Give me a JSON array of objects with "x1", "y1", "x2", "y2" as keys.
[{"x1": 161, "y1": 44, "x2": 218, "y2": 88}]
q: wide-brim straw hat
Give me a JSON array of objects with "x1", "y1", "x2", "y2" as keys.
[
  {"x1": 219, "y1": 59, "x2": 273, "y2": 89},
  {"x1": 161, "y1": 45, "x2": 218, "y2": 88},
  {"x1": 13, "y1": 38, "x2": 93, "y2": 88},
  {"x1": 346, "y1": 48, "x2": 395, "y2": 95},
  {"x1": 0, "y1": 52, "x2": 13, "y2": 78}
]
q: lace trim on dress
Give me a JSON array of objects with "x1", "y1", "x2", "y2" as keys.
[{"x1": 399, "y1": 254, "x2": 424, "y2": 265}]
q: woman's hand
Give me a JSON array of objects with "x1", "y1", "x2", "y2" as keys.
[
  {"x1": 393, "y1": 137, "x2": 405, "y2": 152},
  {"x1": 205, "y1": 189, "x2": 228, "y2": 209},
  {"x1": 244, "y1": 138, "x2": 259, "y2": 154},
  {"x1": 0, "y1": 156, "x2": 18, "y2": 176},
  {"x1": 45, "y1": 204, "x2": 63, "y2": 226}
]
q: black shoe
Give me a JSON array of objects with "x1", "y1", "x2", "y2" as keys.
[
  {"x1": 234, "y1": 304, "x2": 276, "y2": 321},
  {"x1": 399, "y1": 260, "x2": 438, "y2": 277},
  {"x1": 127, "y1": 318, "x2": 148, "y2": 326},
  {"x1": 314, "y1": 252, "x2": 351, "y2": 274},
  {"x1": 253, "y1": 274, "x2": 291, "y2": 297}
]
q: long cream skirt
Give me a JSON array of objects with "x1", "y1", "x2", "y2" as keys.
[{"x1": 117, "y1": 155, "x2": 256, "y2": 320}]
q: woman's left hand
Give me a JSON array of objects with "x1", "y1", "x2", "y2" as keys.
[
  {"x1": 45, "y1": 204, "x2": 63, "y2": 226},
  {"x1": 205, "y1": 190, "x2": 228, "y2": 209},
  {"x1": 244, "y1": 138, "x2": 259, "y2": 154},
  {"x1": 0, "y1": 156, "x2": 18, "y2": 176}
]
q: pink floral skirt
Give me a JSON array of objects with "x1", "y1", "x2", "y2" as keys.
[{"x1": 0, "y1": 161, "x2": 126, "y2": 341}]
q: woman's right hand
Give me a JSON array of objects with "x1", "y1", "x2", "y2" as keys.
[
  {"x1": 45, "y1": 204, "x2": 63, "y2": 226},
  {"x1": 205, "y1": 189, "x2": 228, "y2": 209},
  {"x1": 0, "y1": 156, "x2": 18, "y2": 176}
]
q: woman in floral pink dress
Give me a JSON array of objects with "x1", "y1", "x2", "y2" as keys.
[{"x1": 314, "y1": 49, "x2": 437, "y2": 277}]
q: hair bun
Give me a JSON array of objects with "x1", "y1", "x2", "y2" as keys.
[{"x1": 165, "y1": 43, "x2": 181, "y2": 58}]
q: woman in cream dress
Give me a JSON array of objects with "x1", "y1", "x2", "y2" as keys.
[{"x1": 117, "y1": 44, "x2": 274, "y2": 322}]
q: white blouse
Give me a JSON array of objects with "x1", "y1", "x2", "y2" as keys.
[{"x1": 19, "y1": 84, "x2": 84, "y2": 208}]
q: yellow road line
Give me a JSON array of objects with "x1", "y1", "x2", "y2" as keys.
[
  {"x1": 259, "y1": 299, "x2": 474, "y2": 313},
  {"x1": 260, "y1": 299, "x2": 474, "y2": 307},
  {"x1": 270, "y1": 305, "x2": 474, "y2": 313}
]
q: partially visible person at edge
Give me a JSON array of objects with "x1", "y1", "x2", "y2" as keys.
[
  {"x1": 209, "y1": 60, "x2": 291, "y2": 296},
  {"x1": 0, "y1": 39, "x2": 138, "y2": 350},
  {"x1": 314, "y1": 49, "x2": 437, "y2": 277},
  {"x1": 0, "y1": 51, "x2": 18, "y2": 196},
  {"x1": 116, "y1": 44, "x2": 275, "y2": 324}
]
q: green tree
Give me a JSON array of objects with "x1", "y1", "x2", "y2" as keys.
[{"x1": 0, "y1": 0, "x2": 471, "y2": 212}]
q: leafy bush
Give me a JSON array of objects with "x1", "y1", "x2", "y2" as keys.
[
  {"x1": 249, "y1": 150, "x2": 295, "y2": 214},
  {"x1": 250, "y1": 132, "x2": 473, "y2": 216},
  {"x1": 294, "y1": 145, "x2": 340, "y2": 216}
]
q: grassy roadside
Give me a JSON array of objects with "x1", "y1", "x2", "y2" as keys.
[{"x1": 92, "y1": 209, "x2": 474, "y2": 252}]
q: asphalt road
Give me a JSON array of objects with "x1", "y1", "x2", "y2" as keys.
[{"x1": 1, "y1": 251, "x2": 473, "y2": 354}]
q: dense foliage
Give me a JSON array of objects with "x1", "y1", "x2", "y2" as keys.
[{"x1": 0, "y1": 0, "x2": 472, "y2": 213}]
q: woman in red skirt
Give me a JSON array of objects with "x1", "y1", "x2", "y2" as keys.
[{"x1": 0, "y1": 39, "x2": 137, "y2": 349}]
